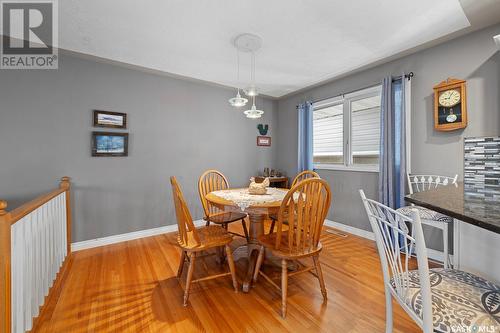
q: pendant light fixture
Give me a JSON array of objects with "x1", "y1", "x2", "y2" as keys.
[
  {"x1": 244, "y1": 96, "x2": 264, "y2": 119},
  {"x1": 243, "y1": 51, "x2": 258, "y2": 97},
  {"x1": 228, "y1": 49, "x2": 248, "y2": 107},
  {"x1": 230, "y1": 33, "x2": 264, "y2": 118}
]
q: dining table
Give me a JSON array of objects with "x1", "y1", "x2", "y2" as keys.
[
  {"x1": 205, "y1": 187, "x2": 288, "y2": 292},
  {"x1": 405, "y1": 182, "x2": 500, "y2": 283}
]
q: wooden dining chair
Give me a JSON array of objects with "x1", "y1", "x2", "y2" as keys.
[
  {"x1": 253, "y1": 178, "x2": 331, "y2": 318},
  {"x1": 268, "y1": 170, "x2": 320, "y2": 234},
  {"x1": 198, "y1": 170, "x2": 249, "y2": 241},
  {"x1": 360, "y1": 190, "x2": 500, "y2": 333},
  {"x1": 171, "y1": 176, "x2": 238, "y2": 306}
]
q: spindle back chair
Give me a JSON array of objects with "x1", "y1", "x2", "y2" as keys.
[
  {"x1": 268, "y1": 170, "x2": 320, "y2": 234},
  {"x1": 290, "y1": 170, "x2": 320, "y2": 188},
  {"x1": 171, "y1": 176, "x2": 238, "y2": 306},
  {"x1": 254, "y1": 178, "x2": 331, "y2": 318},
  {"x1": 198, "y1": 170, "x2": 248, "y2": 240}
]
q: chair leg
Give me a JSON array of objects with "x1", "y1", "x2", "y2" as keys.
[
  {"x1": 225, "y1": 244, "x2": 238, "y2": 292},
  {"x1": 216, "y1": 246, "x2": 225, "y2": 265},
  {"x1": 183, "y1": 252, "x2": 196, "y2": 306},
  {"x1": 384, "y1": 286, "x2": 393, "y2": 333},
  {"x1": 177, "y1": 250, "x2": 186, "y2": 278},
  {"x1": 281, "y1": 259, "x2": 288, "y2": 318},
  {"x1": 253, "y1": 246, "x2": 265, "y2": 282},
  {"x1": 205, "y1": 220, "x2": 210, "y2": 227},
  {"x1": 241, "y1": 219, "x2": 249, "y2": 241},
  {"x1": 313, "y1": 256, "x2": 327, "y2": 300},
  {"x1": 269, "y1": 219, "x2": 276, "y2": 234},
  {"x1": 443, "y1": 222, "x2": 449, "y2": 269}
]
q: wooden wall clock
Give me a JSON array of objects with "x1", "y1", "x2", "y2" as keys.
[{"x1": 433, "y1": 78, "x2": 467, "y2": 131}]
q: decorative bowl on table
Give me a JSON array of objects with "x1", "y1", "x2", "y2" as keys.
[{"x1": 248, "y1": 177, "x2": 269, "y2": 195}]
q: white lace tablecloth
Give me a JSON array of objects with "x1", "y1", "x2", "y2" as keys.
[{"x1": 210, "y1": 187, "x2": 288, "y2": 211}]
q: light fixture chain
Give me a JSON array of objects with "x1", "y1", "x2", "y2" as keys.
[
  {"x1": 251, "y1": 51, "x2": 255, "y2": 84},
  {"x1": 237, "y1": 49, "x2": 240, "y2": 87}
]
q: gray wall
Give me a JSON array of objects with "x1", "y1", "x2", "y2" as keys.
[
  {"x1": 276, "y1": 24, "x2": 500, "y2": 249},
  {"x1": 1, "y1": 24, "x2": 499, "y2": 247},
  {"x1": 0, "y1": 54, "x2": 278, "y2": 242}
]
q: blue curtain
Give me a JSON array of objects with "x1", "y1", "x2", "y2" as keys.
[
  {"x1": 379, "y1": 76, "x2": 407, "y2": 209},
  {"x1": 297, "y1": 101, "x2": 314, "y2": 172}
]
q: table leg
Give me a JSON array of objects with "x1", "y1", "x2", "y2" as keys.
[{"x1": 241, "y1": 212, "x2": 265, "y2": 293}]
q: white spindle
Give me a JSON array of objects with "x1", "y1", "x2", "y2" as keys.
[{"x1": 10, "y1": 192, "x2": 68, "y2": 333}]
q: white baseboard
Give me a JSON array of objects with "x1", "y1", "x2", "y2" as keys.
[
  {"x1": 71, "y1": 219, "x2": 206, "y2": 252},
  {"x1": 323, "y1": 219, "x2": 449, "y2": 264},
  {"x1": 324, "y1": 219, "x2": 375, "y2": 241},
  {"x1": 72, "y1": 218, "x2": 450, "y2": 264}
]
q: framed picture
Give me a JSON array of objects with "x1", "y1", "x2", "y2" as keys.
[
  {"x1": 92, "y1": 132, "x2": 129, "y2": 157},
  {"x1": 257, "y1": 136, "x2": 271, "y2": 147},
  {"x1": 93, "y1": 110, "x2": 127, "y2": 129}
]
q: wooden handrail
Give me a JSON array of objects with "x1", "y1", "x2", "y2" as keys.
[
  {"x1": 0, "y1": 176, "x2": 72, "y2": 333},
  {"x1": 9, "y1": 188, "x2": 65, "y2": 224},
  {"x1": 0, "y1": 201, "x2": 12, "y2": 333}
]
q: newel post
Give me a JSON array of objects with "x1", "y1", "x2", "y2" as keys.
[
  {"x1": 0, "y1": 200, "x2": 12, "y2": 333},
  {"x1": 60, "y1": 177, "x2": 72, "y2": 254}
]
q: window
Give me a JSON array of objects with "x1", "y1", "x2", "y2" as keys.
[{"x1": 313, "y1": 85, "x2": 382, "y2": 171}]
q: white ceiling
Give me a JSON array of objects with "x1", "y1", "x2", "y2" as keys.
[{"x1": 57, "y1": 0, "x2": 500, "y2": 97}]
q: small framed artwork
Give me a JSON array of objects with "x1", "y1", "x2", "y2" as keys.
[
  {"x1": 93, "y1": 110, "x2": 127, "y2": 129},
  {"x1": 92, "y1": 132, "x2": 129, "y2": 157},
  {"x1": 257, "y1": 136, "x2": 271, "y2": 147}
]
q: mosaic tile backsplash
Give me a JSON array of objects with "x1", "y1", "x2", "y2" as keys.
[{"x1": 464, "y1": 136, "x2": 500, "y2": 202}]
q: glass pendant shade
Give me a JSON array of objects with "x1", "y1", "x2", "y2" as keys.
[
  {"x1": 228, "y1": 90, "x2": 248, "y2": 107},
  {"x1": 243, "y1": 84, "x2": 258, "y2": 97},
  {"x1": 244, "y1": 98, "x2": 264, "y2": 119}
]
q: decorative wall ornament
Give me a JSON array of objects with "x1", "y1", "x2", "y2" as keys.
[{"x1": 257, "y1": 124, "x2": 269, "y2": 135}]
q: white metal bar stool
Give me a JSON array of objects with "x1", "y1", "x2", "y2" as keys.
[{"x1": 397, "y1": 174, "x2": 458, "y2": 268}]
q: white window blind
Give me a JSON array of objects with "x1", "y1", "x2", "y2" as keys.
[
  {"x1": 313, "y1": 85, "x2": 382, "y2": 171},
  {"x1": 313, "y1": 103, "x2": 343, "y2": 162}
]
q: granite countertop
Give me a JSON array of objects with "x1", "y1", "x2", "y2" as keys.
[{"x1": 405, "y1": 182, "x2": 500, "y2": 234}]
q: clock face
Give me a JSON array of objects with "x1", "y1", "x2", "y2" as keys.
[{"x1": 438, "y1": 89, "x2": 461, "y2": 107}]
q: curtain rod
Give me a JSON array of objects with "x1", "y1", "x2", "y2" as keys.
[{"x1": 296, "y1": 72, "x2": 414, "y2": 107}]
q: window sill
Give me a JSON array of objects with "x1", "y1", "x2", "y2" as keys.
[{"x1": 314, "y1": 164, "x2": 379, "y2": 173}]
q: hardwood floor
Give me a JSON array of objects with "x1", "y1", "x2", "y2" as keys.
[{"x1": 34, "y1": 222, "x2": 422, "y2": 333}]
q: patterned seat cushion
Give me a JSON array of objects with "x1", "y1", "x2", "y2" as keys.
[
  {"x1": 397, "y1": 206, "x2": 453, "y2": 223},
  {"x1": 390, "y1": 269, "x2": 500, "y2": 333}
]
